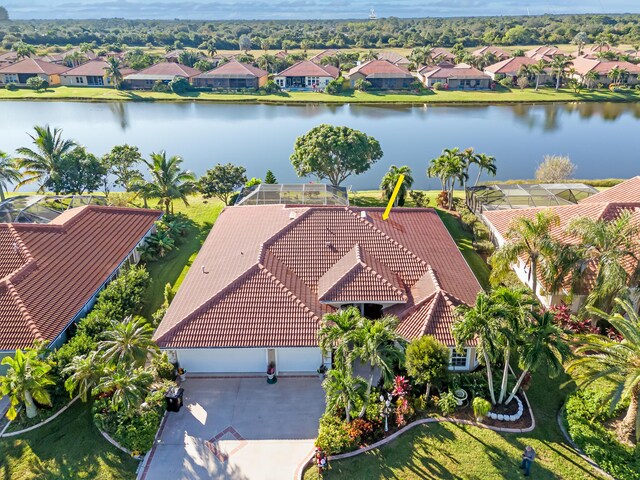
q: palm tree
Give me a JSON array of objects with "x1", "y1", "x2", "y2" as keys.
[
  {"x1": 0, "y1": 151, "x2": 21, "y2": 201},
  {"x1": 15, "y1": 42, "x2": 36, "y2": 59},
  {"x1": 505, "y1": 309, "x2": 569, "y2": 404},
  {"x1": 380, "y1": 165, "x2": 414, "y2": 206},
  {"x1": 427, "y1": 148, "x2": 466, "y2": 210},
  {"x1": 15, "y1": 125, "x2": 76, "y2": 191},
  {"x1": 142, "y1": 151, "x2": 196, "y2": 214},
  {"x1": 97, "y1": 366, "x2": 153, "y2": 415},
  {"x1": 63, "y1": 352, "x2": 104, "y2": 402},
  {"x1": 64, "y1": 50, "x2": 86, "y2": 68},
  {"x1": 470, "y1": 153, "x2": 497, "y2": 187},
  {"x1": 178, "y1": 50, "x2": 200, "y2": 68},
  {"x1": 361, "y1": 49, "x2": 378, "y2": 62},
  {"x1": 550, "y1": 55, "x2": 572, "y2": 90},
  {"x1": 583, "y1": 70, "x2": 599, "y2": 89},
  {"x1": 530, "y1": 59, "x2": 548, "y2": 91},
  {"x1": 454, "y1": 292, "x2": 500, "y2": 404},
  {"x1": 608, "y1": 66, "x2": 629, "y2": 85},
  {"x1": 490, "y1": 209, "x2": 561, "y2": 296},
  {"x1": 104, "y1": 57, "x2": 124, "y2": 89},
  {"x1": 567, "y1": 299, "x2": 640, "y2": 443},
  {"x1": 257, "y1": 54, "x2": 277, "y2": 73},
  {"x1": 318, "y1": 307, "x2": 360, "y2": 369},
  {"x1": 567, "y1": 211, "x2": 640, "y2": 313},
  {"x1": 205, "y1": 40, "x2": 218, "y2": 58},
  {"x1": 0, "y1": 349, "x2": 55, "y2": 419},
  {"x1": 322, "y1": 364, "x2": 366, "y2": 423},
  {"x1": 98, "y1": 317, "x2": 159, "y2": 367},
  {"x1": 409, "y1": 45, "x2": 434, "y2": 68}
]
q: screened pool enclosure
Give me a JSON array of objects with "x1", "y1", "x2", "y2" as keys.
[
  {"x1": 0, "y1": 195, "x2": 107, "y2": 223},
  {"x1": 235, "y1": 184, "x2": 349, "y2": 206}
]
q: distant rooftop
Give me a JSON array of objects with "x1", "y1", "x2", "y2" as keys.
[
  {"x1": 0, "y1": 195, "x2": 107, "y2": 224},
  {"x1": 235, "y1": 184, "x2": 349, "y2": 206}
]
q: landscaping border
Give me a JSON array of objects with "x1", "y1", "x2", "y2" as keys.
[
  {"x1": 297, "y1": 390, "x2": 535, "y2": 480},
  {"x1": 136, "y1": 410, "x2": 169, "y2": 480},
  {"x1": 98, "y1": 427, "x2": 137, "y2": 458},
  {"x1": 0, "y1": 396, "x2": 79, "y2": 438}
]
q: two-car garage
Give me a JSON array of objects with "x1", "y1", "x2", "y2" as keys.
[{"x1": 174, "y1": 347, "x2": 323, "y2": 374}]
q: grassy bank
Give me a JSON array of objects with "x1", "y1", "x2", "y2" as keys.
[{"x1": 2, "y1": 85, "x2": 639, "y2": 105}]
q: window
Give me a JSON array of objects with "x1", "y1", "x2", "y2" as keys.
[
  {"x1": 75, "y1": 77, "x2": 84, "y2": 84},
  {"x1": 450, "y1": 348, "x2": 468, "y2": 368}
]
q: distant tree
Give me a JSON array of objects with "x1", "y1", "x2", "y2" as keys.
[
  {"x1": 0, "y1": 6, "x2": 8, "y2": 21},
  {"x1": 197, "y1": 163, "x2": 247, "y2": 205},
  {"x1": 535, "y1": 155, "x2": 576, "y2": 182},
  {"x1": 26, "y1": 76, "x2": 47, "y2": 91},
  {"x1": 45, "y1": 146, "x2": 106, "y2": 194},
  {"x1": 194, "y1": 59, "x2": 213, "y2": 72},
  {"x1": 511, "y1": 49, "x2": 525, "y2": 57},
  {"x1": 409, "y1": 45, "x2": 434, "y2": 68},
  {"x1": 405, "y1": 335, "x2": 450, "y2": 401},
  {"x1": 572, "y1": 32, "x2": 589, "y2": 56},
  {"x1": 142, "y1": 151, "x2": 196, "y2": 214},
  {"x1": 15, "y1": 42, "x2": 35, "y2": 59},
  {"x1": 238, "y1": 34, "x2": 252, "y2": 53},
  {"x1": 178, "y1": 50, "x2": 199, "y2": 67},
  {"x1": 290, "y1": 124, "x2": 383, "y2": 186},
  {"x1": 264, "y1": 169, "x2": 277, "y2": 184},
  {"x1": 260, "y1": 38, "x2": 271, "y2": 53},
  {"x1": 104, "y1": 57, "x2": 124, "y2": 89},
  {"x1": 551, "y1": 55, "x2": 572, "y2": 90},
  {"x1": 203, "y1": 39, "x2": 217, "y2": 57},
  {"x1": 102, "y1": 144, "x2": 143, "y2": 194},
  {"x1": 0, "y1": 151, "x2": 20, "y2": 201},
  {"x1": 380, "y1": 165, "x2": 414, "y2": 206}
]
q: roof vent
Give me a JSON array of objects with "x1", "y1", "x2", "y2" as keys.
[
  {"x1": 289, "y1": 211, "x2": 297, "y2": 220},
  {"x1": 360, "y1": 210, "x2": 368, "y2": 220}
]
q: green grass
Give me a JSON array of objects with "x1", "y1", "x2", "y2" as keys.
[
  {"x1": 304, "y1": 369, "x2": 607, "y2": 480},
  {"x1": 0, "y1": 400, "x2": 138, "y2": 480},
  {"x1": 2, "y1": 85, "x2": 639, "y2": 105}
]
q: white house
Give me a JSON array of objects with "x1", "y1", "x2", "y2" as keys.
[{"x1": 273, "y1": 61, "x2": 339, "y2": 91}]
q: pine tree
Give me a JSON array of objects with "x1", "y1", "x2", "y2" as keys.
[{"x1": 265, "y1": 169, "x2": 277, "y2": 184}]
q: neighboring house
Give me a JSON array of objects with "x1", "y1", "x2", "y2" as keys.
[
  {"x1": 273, "y1": 60, "x2": 339, "y2": 90},
  {"x1": 570, "y1": 57, "x2": 640, "y2": 86},
  {"x1": 0, "y1": 51, "x2": 18, "y2": 67},
  {"x1": 431, "y1": 47, "x2": 456, "y2": 63},
  {"x1": 472, "y1": 46, "x2": 510, "y2": 61},
  {"x1": 484, "y1": 56, "x2": 551, "y2": 82},
  {"x1": 0, "y1": 57, "x2": 69, "y2": 86},
  {"x1": 40, "y1": 47, "x2": 99, "y2": 67},
  {"x1": 418, "y1": 62, "x2": 492, "y2": 89},
  {"x1": 309, "y1": 49, "x2": 340, "y2": 64},
  {"x1": 348, "y1": 59, "x2": 414, "y2": 89},
  {"x1": 578, "y1": 44, "x2": 626, "y2": 60},
  {"x1": 192, "y1": 60, "x2": 268, "y2": 90},
  {"x1": 123, "y1": 62, "x2": 200, "y2": 90},
  {"x1": 60, "y1": 60, "x2": 136, "y2": 87},
  {"x1": 481, "y1": 177, "x2": 640, "y2": 310},
  {"x1": 153, "y1": 204, "x2": 482, "y2": 374},
  {"x1": 163, "y1": 49, "x2": 206, "y2": 64},
  {"x1": 0, "y1": 204, "x2": 161, "y2": 366},
  {"x1": 525, "y1": 46, "x2": 563, "y2": 58},
  {"x1": 376, "y1": 50, "x2": 411, "y2": 67}
]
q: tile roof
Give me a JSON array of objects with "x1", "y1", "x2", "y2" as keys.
[
  {"x1": 0, "y1": 51, "x2": 18, "y2": 64},
  {"x1": 472, "y1": 46, "x2": 510, "y2": 59},
  {"x1": 348, "y1": 59, "x2": 413, "y2": 78},
  {"x1": 154, "y1": 206, "x2": 482, "y2": 349},
  {"x1": 580, "y1": 177, "x2": 640, "y2": 204},
  {"x1": 276, "y1": 60, "x2": 339, "y2": 78},
  {"x1": 432, "y1": 48, "x2": 455, "y2": 61},
  {"x1": 525, "y1": 46, "x2": 562, "y2": 58},
  {"x1": 309, "y1": 49, "x2": 340, "y2": 63},
  {"x1": 420, "y1": 63, "x2": 490, "y2": 80},
  {"x1": 376, "y1": 51, "x2": 410, "y2": 65},
  {"x1": 0, "y1": 57, "x2": 69, "y2": 75},
  {"x1": 484, "y1": 56, "x2": 540, "y2": 75},
  {"x1": 196, "y1": 60, "x2": 268, "y2": 78},
  {"x1": 124, "y1": 62, "x2": 200, "y2": 79},
  {"x1": 0, "y1": 206, "x2": 161, "y2": 350},
  {"x1": 571, "y1": 57, "x2": 640, "y2": 76},
  {"x1": 39, "y1": 48, "x2": 99, "y2": 63},
  {"x1": 60, "y1": 60, "x2": 136, "y2": 77}
]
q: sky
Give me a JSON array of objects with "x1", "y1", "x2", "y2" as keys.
[{"x1": 3, "y1": 0, "x2": 640, "y2": 20}]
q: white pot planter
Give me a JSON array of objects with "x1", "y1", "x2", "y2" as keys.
[
  {"x1": 453, "y1": 388, "x2": 468, "y2": 406},
  {"x1": 178, "y1": 374, "x2": 186, "y2": 382}
]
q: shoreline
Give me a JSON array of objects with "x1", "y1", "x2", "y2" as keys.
[{"x1": 1, "y1": 86, "x2": 639, "y2": 106}]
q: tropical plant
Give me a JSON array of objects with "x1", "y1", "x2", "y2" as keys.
[
  {"x1": 104, "y1": 57, "x2": 124, "y2": 89},
  {"x1": 409, "y1": 45, "x2": 434, "y2": 68},
  {"x1": 322, "y1": 364, "x2": 366, "y2": 423},
  {"x1": 0, "y1": 349, "x2": 55, "y2": 419},
  {"x1": 63, "y1": 351, "x2": 104, "y2": 402},
  {"x1": 318, "y1": 307, "x2": 361, "y2": 369},
  {"x1": 437, "y1": 390, "x2": 458, "y2": 416},
  {"x1": 470, "y1": 152, "x2": 497, "y2": 187},
  {"x1": 177, "y1": 50, "x2": 200, "y2": 67},
  {"x1": 530, "y1": 59, "x2": 548, "y2": 91},
  {"x1": 361, "y1": 49, "x2": 378, "y2": 62},
  {"x1": 97, "y1": 366, "x2": 154, "y2": 415},
  {"x1": 15, "y1": 42, "x2": 36, "y2": 59},
  {"x1": 550, "y1": 55, "x2": 572, "y2": 90},
  {"x1": 427, "y1": 147, "x2": 467, "y2": 210},
  {"x1": 26, "y1": 76, "x2": 48, "y2": 91},
  {"x1": 583, "y1": 70, "x2": 599, "y2": 89},
  {"x1": 197, "y1": 163, "x2": 247, "y2": 205},
  {"x1": 142, "y1": 151, "x2": 196, "y2": 214},
  {"x1": 405, "y1": 335, "x2": 449, "y2": 401},
  {"x1": 608, "y1": 66, "x2": 629, "y2": 85},
  {"x1": 490, "y1": 209, "x2": 561, "y2": 295},
  {"x1": 567, "y1": 298, "x2": 640, "y2": 443},
  {"x1": 142, "y1": 229, "x2": 176, "y2": 259},
  {"x1": 98, "y1": 317, "x2": 159, "y2": 367},
  {"x1": 380, "y1": 165, "x2": 414, "y2": 206},
  {"x1": 572, "y1": 32, "x2": 589, "y2": 56},
  {"x1": 0, "y1": 150, "x2": 21, "y2": 201},
  {"x1": 15, "y1": 125, "x2": 76, "y2": 190},
  {"x1": 472, "y1": 397, "x2": 492, "y2": 420}
]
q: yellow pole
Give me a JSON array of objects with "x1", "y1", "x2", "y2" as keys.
[{"x1": 382, "y1": 174, "x2": 405, "y2": 220}]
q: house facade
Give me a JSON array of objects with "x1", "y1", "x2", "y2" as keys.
[
  {"x1": 0, "y1": 57, "x2": 69, "y2": 86},
  {"x1": 123, "y1": 62, "x2": 200, "y2": 90},
  {"x1": 60, "y1": 60, "x2": 136, "y2": 87},
  {"x1": 273, "y1": 61, "x2": 339, "y2": 90},
  {"x1": 348, "y1": 59, "x2": 414, "y2": 90},
  {"x1": 484, "y1": 56, "x2": 552, "y2": 82},
  {"x1": 419, "y1": 62, "x2": 492, "y2": 89},
  {"x1": 571, "y1": 57, "x2": 640, "y2": 86},
  {"x1": 153, "y1": 204, "x2": 482, "y2": 375},
  {"x1": 192, "y1": 60, "x2": 268, "y2": 90}
]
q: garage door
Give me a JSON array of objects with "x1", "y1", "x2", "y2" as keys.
[
  {"x1": 176, "y1": 348, "x2": 266, "y2": 373},
  {"x1": 278, "y1": 347, "x2": 322, "y2": 373}
]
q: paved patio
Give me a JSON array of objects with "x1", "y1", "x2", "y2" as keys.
[{"x1": 140, "y1": 376, "x2": 325, "y2": 480}]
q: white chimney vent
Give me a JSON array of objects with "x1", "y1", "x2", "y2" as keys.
[
  {"x1": 289, "y1": 211, "x2": 297, "y2": 220},
  {"x1": 360, "y1": 210, "x2": 368, "y2": 220}
]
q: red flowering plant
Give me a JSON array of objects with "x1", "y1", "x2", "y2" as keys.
[
  {"x1": 346, "y1": 418, "x2": 376, "y2": 444},
  {"x1": 391, "y1": 376, "x2": 411, "y2": 398},
  {"x1": 550, "y1": 304, "x2": 599, "y2": 335},
  {"x1": 395, "y1": 397, "x2": 413, "y2": 427}
]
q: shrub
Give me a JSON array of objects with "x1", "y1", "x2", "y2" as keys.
[
  {"x1": 51, "y1": 333, "x2": 97, "y2": 376},
  {"x1": 499, "y1": 77, "x2": 513, "y2": 88},
  {"x1": 75, "y1": 309, "x2": 114, "y2": 339},
  {"x1": 535, "y1": 154, "x2": 577, "y2": 182},
  {"x1": 345, "y1": 418, "x2": 376, "y2": 444},
  {"x1": 354, "y1": 78, "x2": 372, "y2": 92},
  {"x1": 472, "y1": 397, "x2": 492, "y2": 420},
  {"x1": 245, "y1": 177, "x2": 262, "y2": 188},
  {"x1": 472, "y1": 222, "x2": 490, "y2": 241},
  {"x1": 26, "y1": 76, "x2": 48, "y2": 91},
  {"x1": 437, "y1": 390, "x2": 458, "y2": 416},
  {"x1": 152, "y1": 352, "x2": 176, "y2": 380},
  {"x1": 5, "y1": 82, "x2": 18, "y2": 91},
  {"x1": 517, "y1": 76, "x2": 529, "y2": 90},
  {"x1": 91, "y1": 266, "x2": 150, "y2": 320},
  {"x1": 459, "y1": 208, "x2": 477, "y2": 231},
  {"x1": 262, "y1": 80, "x2": 280, "y2": 94},
  {"x1": 409, "y1": 190, "x2": 430, "y2": 207},
  {"x1": 473, "y1": 239, "x2": 495, "y2": 254},
  {"x1": 436, "y1": 191, "x2": 448, "y2": 208},
  {"x1": 432, "y1": 82, "x2": 443, "y2": 91},
  {"x1": 456, "y1": 371, "x2": 490, "y2": 399},
  {"x1": 315, "y1": 413, "x2": 354, "y2": 454},
  {"x1": 168, "y1": 76, "x2": 190, "y2": 94},
  {"x1": 395, "y1": 397, "x2": 414, "y2": 427},
  {"x1": 151, "y1": 80, "x2": 170, "y2": 93},
  {"x1": 325, "y1": 78, "x2": 344, "y2": 95},
  {"x1": 410, "y1": 80, "x2": 425, "y2": 92}
]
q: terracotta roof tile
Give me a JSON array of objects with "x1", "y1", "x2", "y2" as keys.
[
  {"x1": 125, "y1": 62, "x2": 200, "y2": 79},
  {"x1": 60, "y1": 60, "x2": 137, "y2": 77},
  {"x1": 420, "y1": 63, "x2": 490, "y2": 80},
  {"x1": 472, "y1": 46, "x2": 510, "y2": 59},
  {"x1": 376, "y1": 51, "x2": 410, "y2": 65},
  {"x1": 0, "y1": 57, "x2": 69, "y2": 75},
  {"x1": 196, "y1": 60, "x2": 268, "y2": 78},
  {"x1": 348, "y1": 60, "x2": 413, "y2": 78},
  {"x1": 485, "y1": 56, "x2": 542, "y2": 75},
  {"x1": 277, "y1": 60, "x2": 339, "y2": 78},
  {"x1": 580, "y1": 177, "x2": 640, "y2": 204}
]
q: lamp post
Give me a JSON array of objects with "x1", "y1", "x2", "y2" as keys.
[{"x1": 380, "y1": 393, "x2": 392, "y2": 432}]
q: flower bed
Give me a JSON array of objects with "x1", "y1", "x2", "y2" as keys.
[{"x1": 4, "y1": 387, "x2": 70, "y2": 433}]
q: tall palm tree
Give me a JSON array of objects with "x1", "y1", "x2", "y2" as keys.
[
  {"x1": 318, "y1": 307, "x2": 360, "y2": 369},
  {"x1": 567, "y1": 299, "x2": 640, "y2": 443},
  {"x1": 361, "y1": 49, "x2": 378, "y2": 62},
  {"x1": 98, "y1": 317, "x2": 159, "y2": 367},
  {"x1": 454, "y1": 292, "x2": 500, "y2": 404},
  {"x1": 142, "y1": 151, "x2": 196, "y2": 214},
  {"x1": 0, "y1": 349, "x2": 55, "y2": 419},
  {"x1": 567, "y1": 211, "x2": 640, "y2": 313},
  {"x1": 205, "y1": 40, "x2": 218, "y2": 58},
  {"x1": 15, "y1": 125, "x2": 76, "y2": 191},
  {"x1": 64, "y1": 50, "x2": 86, "y2": 68},
  {"x1": 15, "y1": 42, "x2": 36, "y2": 59},
  {"x1": 257, "y1": 54, "x2": 277, "y2": 73},
  {"x1": 608, "y1": 66, "x2": 629, "y2": 85},
  {"x1": 470, "y1": 153, "x2": 497, "y2": 187},
  {"x1": 178, "y1": 50, "x2": 200, "y2": 68},
  {"x1": 97, "y1": 366, "x2": 153, "y2": 415},
  {"x1": 0, "y1": 151, "x2": 21, "y2": 201},
  {"x1": 583, "y1": 70, "x2": 599, "y2": 89},
  {"x1": 380, "y1": 165, "x2": 414, "y2": 206},
  {"x1": 505, "y1": 309, "x2": 569, "y2": 404},
  {"x1": 322, "y1": 364, "x2": 366, "y2": 423},
  {"x1": 104, "y1": 57, "x2": 124, "y2": 89},
  {"x1": 427, "y1": 148, "x2": 466, "y2": 210},
  {"x1": 490, "y1": 209, "x2": 561, "y2": 295},
  {"x1": 409, "y1": 45, "x2": 434, "y2": 68},
  {"x1": 63, "y1": 352, "x2": 104, "y2": 402},
  {"x1": 530, "y1": 59, "x2": 548, "y2": 91},
  {"x1": 550, "y1": 55, "x2": 573, "y2": 90}
]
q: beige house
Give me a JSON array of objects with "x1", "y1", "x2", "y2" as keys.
[
  {"x1": 348, "y1": 59, "x2": 414, "y2": 90},
  {"x1": 274, "y1": 61, "x2": 339, "y2": 91},
  {"x1": 123, "y1": 62, "x2": 200, "y2": 90},
  {"x1": 192, "y1": 60, "x2": 268, "y2": 90},
  {"x1": 571, "y1": 57, "x2": 640, "y2": 86},
  {"x1": 484, "y1": 56, "x2": 552, "y2": 82},
  {"x1": 419, "y1": 62, "x2": 492, "y2": 89},
  {"x1": 472, "y1": 46, "x2": 510, "y2": 61},
  {"x1": 0, "y1": 57, "x2": 68, "y2": 86},
  {"x1": 60, "y1": 60, "x2": 136, "y2": 87}
]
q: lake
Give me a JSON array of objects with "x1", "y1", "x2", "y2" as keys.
[{"x1": 1, "y1": 101, "x2": 639, "y2": 190}]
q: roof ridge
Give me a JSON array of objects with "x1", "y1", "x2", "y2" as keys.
[
  {"x1": 258, "y1": 207, "x2": 312, "y2": 263},
  {"x1": 5, "y1": 280, "x2": 45, "y2": 343},
  {"x1": 356, "y1": 245, "x2": 407, "y2": 300},
  {"x1": 259, "y1": 264, "x2": 319, "y2": 320}
]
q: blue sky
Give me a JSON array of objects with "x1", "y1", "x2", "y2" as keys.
[{"x1": 3, "y1": 0, "x2": 639, "y2": 20}]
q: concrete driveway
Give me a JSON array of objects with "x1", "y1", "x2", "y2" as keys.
[{"x1": 140, "y1": 376, "x2": 325, "y2": 480}]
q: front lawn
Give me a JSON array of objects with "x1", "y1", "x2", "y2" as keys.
[
  {"x1": 0, "y1": 400, "x2": 138, "y2": 480},
  {"x1": 304, "y1": 369, "x2": 608, "y2": 480}
]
